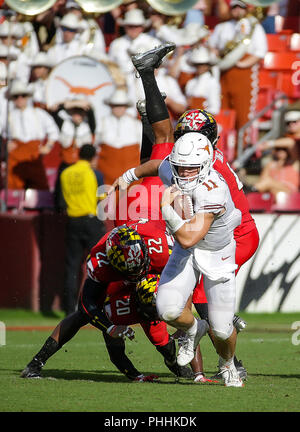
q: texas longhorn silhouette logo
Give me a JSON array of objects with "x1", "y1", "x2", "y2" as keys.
[{"x1": 55, "y1": 76, "x2": 112, "y2": 96}]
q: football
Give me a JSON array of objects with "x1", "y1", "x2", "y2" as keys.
[{"x1": 171, "y1": 193, "x2": 194, "y2": 220}]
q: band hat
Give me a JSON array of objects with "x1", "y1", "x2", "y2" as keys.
[
  {"x1": 104, "y1": 88, "x2": 132, "y2": 106},
  {"x1": 31, "y1": 52, "x2": 53, "y2": 68},
  {"x1": 128, "y1": 38, "x2": 160, "y2": 56},
  {"x1": 65, "y1": 0, "x2": 82, "y2": 9},
  {"x1": 230, "y1": 0, "x2": 247, "y2": 8},
  {"x1": 284, "y1": 110, "x2": 300, "y2": 122},
  {"x1": 9, "y1": 80, "x2": 33, "y2": 97},
  {"x1": 59, "y1": 12, "x2": 82, "y2": 30},
  {"x1": 118, "y1": 9, "x2": 151, "y2": 27},
  {"x1": 0, "y1": 44, "x2": 17, "y2": 60},
  {"x1": 63, "y1": 94, "x2": 91, "y2": 111},
  {"x1": 166, "y1": 23, "x2": 209, "y2": 47},
  {"x1": 0, "y1": 21, "x2": 24, "y2": 38},
  {"x1": 188, "y1": 46, "x2": 217, "y2": 65},
  {"x1": 182, "y1": 23, "x2": 209, "y2": 46}
]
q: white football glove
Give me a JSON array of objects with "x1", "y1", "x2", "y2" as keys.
[{"x1": 106, "y1": 325, "x2": 135, "y2": 340}]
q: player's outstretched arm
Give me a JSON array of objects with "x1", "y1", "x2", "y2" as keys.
[{"x1": 108, "y1": 159, "x2": 162, "y2": 195}]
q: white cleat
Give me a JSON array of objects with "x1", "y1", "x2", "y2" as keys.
[
  {"x1": 177, "y1": 319, "x2": 209, "y2": 367},
  {"x1": 220, "y1": 364, "x2": 244, "y2": 387}
]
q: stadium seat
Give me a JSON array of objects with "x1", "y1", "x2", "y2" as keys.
[
  {"x1": 277, "y1": 71, "x2": 300, "y2": 99},
  {"x1": 263, "y1": 51, "x2": 300, "y2": 71},
  {"x1": 246, "y1": 192, "x2": 274, "y2": 213},
  {"x1": 266, "y1": 33, "x2": 290, "y2": 52},
  {"x1": 214, "y1": 109, "x2": 237, "y2": 162},
  {"x1": 290, "y1": 33, "x2": 300, "y2": 51},
  {"x1": 258, "y1": 69, "x2": 279, "y2": 89},
  {"x1": 0, "y1": 189, "x2": 25, "y2": 211},
  {"x1": 255, "y1": 87, "x2": 280, "y2": 121},
  {"x1": 270, "y1": 192, "x2": 300, "y2": 213},
  {"x1": 22, "y1": 189, "x2": 54, "y2": 210}
]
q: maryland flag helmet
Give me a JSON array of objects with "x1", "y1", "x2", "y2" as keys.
[
  {"x1": 106, "y1": 225, "x2": 150, "y2": 281},
  {"x1": 174, "y1": 109, "x2": 218, "y2": 147},
  {"x1": 135, "y1": 274, "x2": 160, "y2": 321}
]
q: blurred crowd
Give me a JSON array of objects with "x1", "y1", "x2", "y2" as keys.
[{"x1": 0, "y1": 0, "x2": 299, "y2": 202}]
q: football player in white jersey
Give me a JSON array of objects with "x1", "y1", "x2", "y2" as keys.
[{"x1": 114, "y1": 132, "x2": 243, "y2": 387}]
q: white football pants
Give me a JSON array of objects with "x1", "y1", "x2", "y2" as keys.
[{"x1": 156, "y1": 241, "x2": 237, "y2": 340}]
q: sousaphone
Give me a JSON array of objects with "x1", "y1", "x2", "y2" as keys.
[
  {"x1": 145, "y1": 0, "x2": 200, "y2": 16},
  {"x1": 243, "y1": 0, "x2": 281, "y2": 5},
  {"x1": 74, "y1": 0, "x2": 123, "y2": 14},
  {"x1": 217, "y1": 0, "x2": 281, "y2": 71},
  {"x1": 5, "y1": 0, "x2": 57, "y2": 16}
]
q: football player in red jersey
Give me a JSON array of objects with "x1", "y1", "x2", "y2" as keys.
[
  {"x1": 111, "y1": 44, "x2": 259, "y2": 382},
  {"x1": 103, "y1": 274, "x2": 193, "y2": 380},
  {"x1": 21, "y1": 224, "x2": 192, "y2": 381},
  {"x1": 21, "y1": 44, "x2": 189, "y2": 383}
]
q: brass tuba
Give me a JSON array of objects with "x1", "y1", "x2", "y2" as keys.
[
  {"x1": 243, "y1": 0, "x2": 281, "y2": 5},
  {"x1": 5, "y1": 0, "x2": 57, "y2": 16},
  {"x1": 217, "y1": 0, "x2": 281, "y2": 71},
  {"x1": 145, "y1": 0, "x2": 200, "y2": 16},
  {"x1": 74, "y1": 0, "x2": 124, "y2": 14}
]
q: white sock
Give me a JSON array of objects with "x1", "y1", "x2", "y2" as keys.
[
  {"x1": 219, "y1": 356, "x2": 234, "y2": 368},
  {"x1": 186, "y1": 318, "x2": 198, "y2": 337}
]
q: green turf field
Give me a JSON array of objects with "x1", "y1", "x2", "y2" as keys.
[{"x1": 0, "y1": 309, "x2": 299, "y2": 413}]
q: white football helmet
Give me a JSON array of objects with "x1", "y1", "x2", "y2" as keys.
[{"x1": 169, "y1": 132, "x2": 214, "y2": 193}]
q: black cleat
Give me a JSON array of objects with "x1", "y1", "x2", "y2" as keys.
[
  {"x1": 20, "y1": 358, "x2": 43, "y2": 378},
  {"x1": 233, "y1": 315, "x2": 247, "y2": 332},
  {"x1": 164, "y1": 358, "x2": 193, "y2": 379},
  {"x1": 234, "y1": 358, "x2": 247, "y2": 380},
  {"x1": 131, "y1": 42, "x2": 176, "y2": 72}
]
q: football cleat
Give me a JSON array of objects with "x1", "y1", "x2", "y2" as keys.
[
  {"x1": 20, "y1": 358, "x2": 43, "y2": 378},
  {"x1": 177, "y1": 319, "x2": 209, "y2": 367},
  {"x1": 164, "y1": 358, "x2": 194, "y2": 379},
  {"x1": 210, "y1": 356, "x2": 247, "y2": 381},
  {"x1": 220, "y1": 364, "x2": 244, "y2": 387},
  {"x1": 233, "y1": 315, "x2": 247, "y2": 332},
  {"x1": 234, "y1": 358, "x2": 247, "y2": 380},
  {"x1": 194, "y1": 373, "x2": 219, "y2": 384},
  {"x1": 131, "y1": 42, "x2": 176, "y2": 72}
]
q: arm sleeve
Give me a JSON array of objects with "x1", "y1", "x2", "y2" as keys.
[
  {"x1": 140, "y1": 115, "x2": 155, "y2": 162},
  {"x1": 78, "y1": 278, "x2": 113, "y2": 331}
]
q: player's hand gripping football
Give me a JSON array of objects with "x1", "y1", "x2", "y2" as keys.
[
  {"x1": 160, "y1": 185, "x2": 181, "y2": 208},
  {"x1": 108, "y1": 175, "x2": 130, "y2": 196},
  {"x1": 107, "y1": 325, "x2": 135, "y2": 340}
]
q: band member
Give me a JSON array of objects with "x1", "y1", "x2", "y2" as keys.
[
  {"x1": 209, "y1": 0, "x2": 268, "y2": 149},
  {"x1": 6, "y1": 80, "x2": 59, "y2": 190}
]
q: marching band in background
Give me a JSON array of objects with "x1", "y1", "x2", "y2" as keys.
[{"x1": 0, "y1": 0, "x2": 272, "y2": 192}]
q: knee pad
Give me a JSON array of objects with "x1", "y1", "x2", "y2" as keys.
[
  {"x1": 211, "y1": 325, "x2": 233, "y2": 341},
  {"x1": 156, "y1": 288, "x2": 184, "y2": 322}
]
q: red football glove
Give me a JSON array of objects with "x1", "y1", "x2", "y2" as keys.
[{"x1": 134, "y1": 374, "x2": 160, "y2": 383}]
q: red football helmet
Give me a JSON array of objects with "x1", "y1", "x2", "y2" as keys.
[
  {"x1": 106, "y1": 225, "x2": 149, "y2": 281},
  {"x1": 135, "y1": 274, "x2": 160, "y2": 321},
  {"x1": 174, "y1": 109, "x2": 218, "y2": 147}
]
